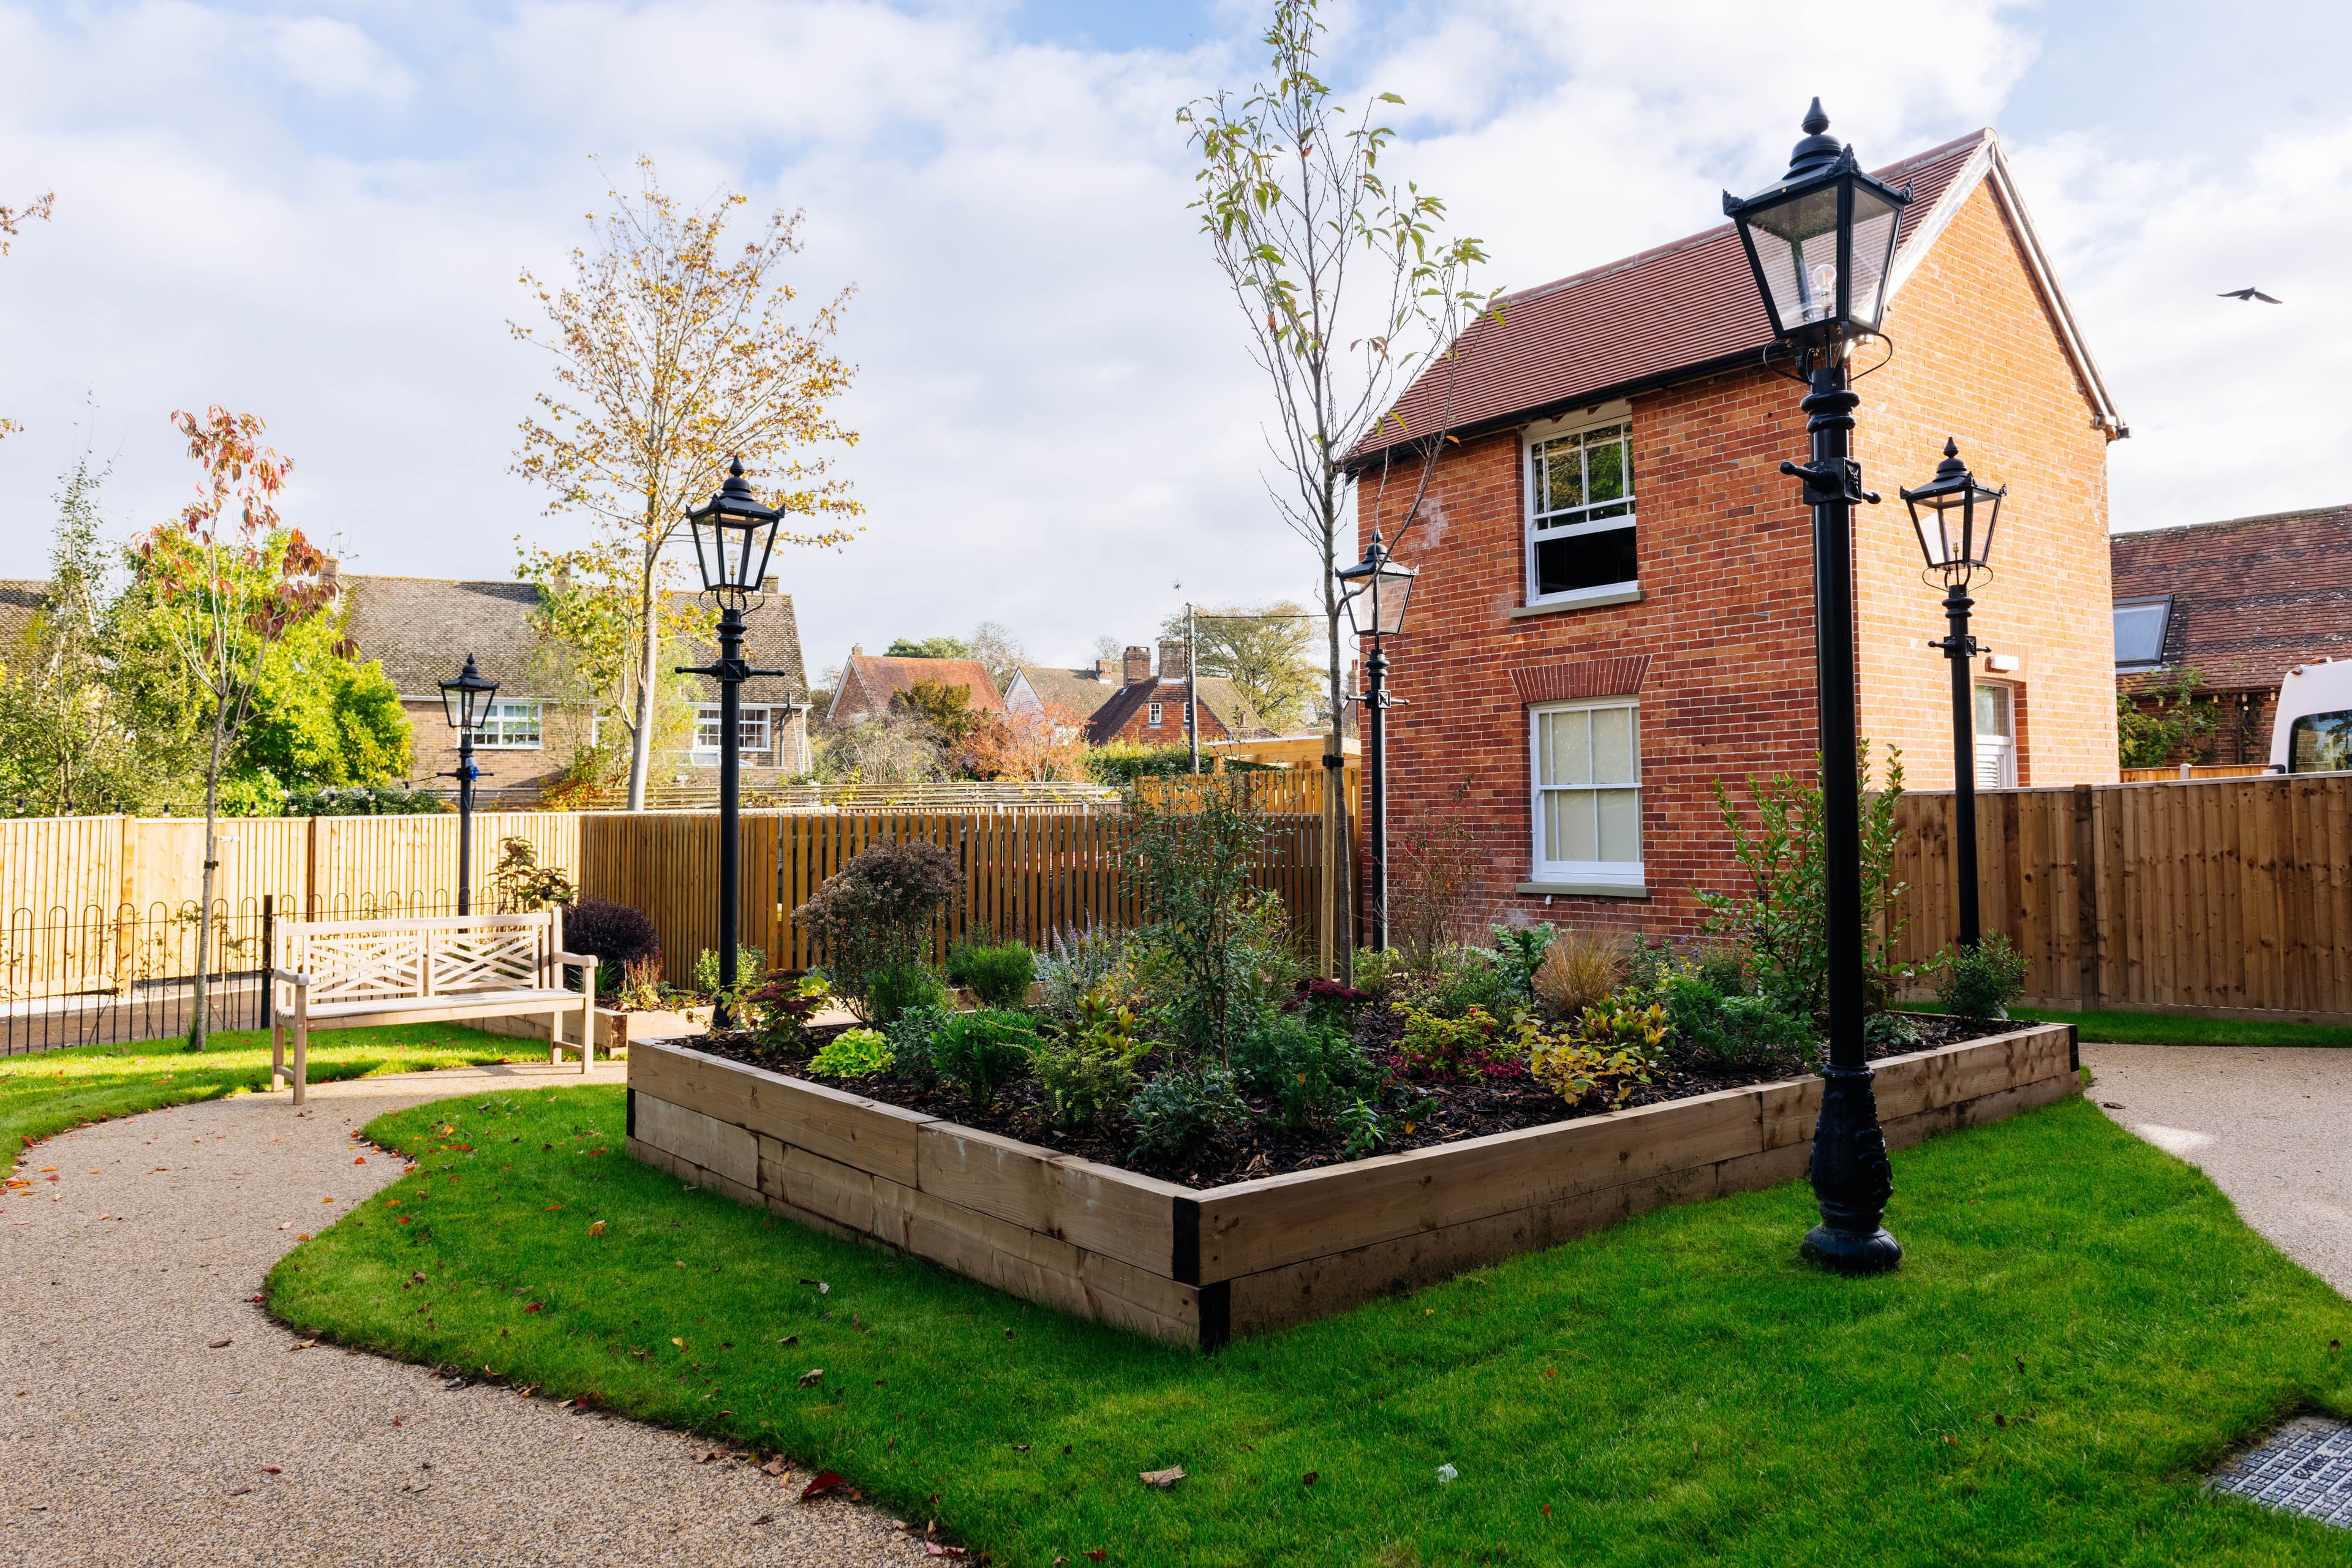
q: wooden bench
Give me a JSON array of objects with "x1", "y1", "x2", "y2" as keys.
[{"x1": 269, "y1": 913, "x2": 599, "y2": 1106}]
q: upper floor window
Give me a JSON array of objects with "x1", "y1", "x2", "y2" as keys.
[
  {"x1": 1148, "y1": 701, "x2": 1164, "y2": 726},
  {"x1": 471, "y1": 700, "x2": 542, "y2": 750},
  {"x1": 1527, "y1": 417, "x2": 1637, "y2": 605},
  {"x1": 2113, "y1": 597, "x2": 2171, "y2": 669}
]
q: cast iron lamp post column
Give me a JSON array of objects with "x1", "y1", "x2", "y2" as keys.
[
  {"x1": 1724, "y1": 99, "x2": 1912, "y2": 1275},
  {"x1": 678, "y1": 457, "x2": 790, "y2": 1029},
  {"x1": 1336, "y1": 531, "x2": 1417, "y2": 952},
  {"x1": 1902, "y1": 439, "x2": 2005, "y2": 949},
  {"x1": 439, "y1": 654, "x2": 499, "y2": 916}
]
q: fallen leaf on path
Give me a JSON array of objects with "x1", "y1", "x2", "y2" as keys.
[
  {"x1": 798, "y1": 1471, "x2": 845, "y2": 1502},
  {"x1": 226, "y1": 1486, "x2": 252, "y2": 1496},
  {"x1": 258, "y1": 1466, "x2": 281, "y2": 1474},
  {"x1": 1302, "y1": 1471, "x2": 1317, "y2": 1486},
  {"x1": 209, "y1": 1339, "x2": 232, "y2": 1349},
  {"x1": 1139, "y1": 1466, "x2": 1185, "y2": 1490},
  {"x1": 924, "y1": 1545, "x2": 966, "y2": 1558},
  {"x1": 797, "y1": 1368, "x2": 825, "y2": 1388},
  {"x1": 588, "y1": 1221, "x2": 606, "y2": 1237},
  {"x1": 750, "y1": 1513, "x2": 774, "y2": 1526},
  {"x1": 524, "y1": 1303, "x2": 542, "y2": 1314},
  {"x1": 671, "y1": 1338, "x2": 686, "y2": 1351},
  {"x1": 1085, "y1": 1552, "x2": 1107, "y2": 1563},
  {"x1": 776, "y1": 1335, "x2": 797, "y2": 1346}
]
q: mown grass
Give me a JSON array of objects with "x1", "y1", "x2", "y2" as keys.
[
  {"x1": 0, "y1": 1024, "x2": 526, "y2": 1177},
  {"x1": 269, "y1": 1088, "x2": 2352, "y2": 1566},
  {"x1": 1907, "y1": 1003, "x2": 2352, "y2": 1049}
]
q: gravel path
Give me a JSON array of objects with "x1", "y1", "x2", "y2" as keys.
[
  {"x1": 0, "y1": 1061, "x2": 924, "y2": 1568},
  {"x1": 2084, "y1": 1042, "x2": 2352, "y2": 1299}
]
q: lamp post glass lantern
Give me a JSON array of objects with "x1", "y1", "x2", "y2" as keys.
[
  {"x1": 1724, "y1": 100, "x2": 1911, "y2": 1276},
  {"x1": 439, "y1": 654, "x2": 498, "y2": 917},
  {"x1": 679, "y1": 457, "x2": 796, "y2": 1027},
  {"x1": 1902, "y1": 437, "x2": 2005, "y2": 949},
  {"x1": 1338, "y1": 532, "x2": 1417, "y2": 952}
]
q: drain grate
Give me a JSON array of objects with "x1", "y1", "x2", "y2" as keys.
[{"x1": 2209, "y1": 1415, "x2": 2352, "y2": 1528}]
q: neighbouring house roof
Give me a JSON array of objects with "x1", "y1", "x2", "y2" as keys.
[
  {"x1": 2110, "y1": 504, "x2": 2352, "y2": 693},
  {"x1": 1084, "y1": 677, "x2": 1264, "y2": 745},
  {"x1": 1345, "y1": 129, "x2": 2125, "y2": 471},
  {"x1": 344, "y1": 575, "x2": 809, "y2": 709},
  {"x1": 0, "y1": 579, "x2": 45, "y2": 652},
  {"x1": 826, "y1": 654, "x2": 1008, "y2": 724},
  {"x1": 1008, "y1": 665, "x2": 1120, "y2": 721}
]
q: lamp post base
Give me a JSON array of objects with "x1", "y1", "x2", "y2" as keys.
[{"x1": 1802, "y1": 1061, "x2": 1902, "y2": 1276}]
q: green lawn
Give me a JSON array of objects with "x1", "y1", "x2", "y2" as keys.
[
  {"x1": 267, "y1": 1088, "x2": 2352, "y2": 1567},
  {"x1": 0, "y1": 1024, "x2": 527, "y2": 1177},
  {"x1": 1909, "y1": 1003, "x2": 2352, "y2": 1049}
]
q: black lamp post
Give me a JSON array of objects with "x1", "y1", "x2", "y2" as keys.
[
  {"x1": 1724, "y1": 99, "x2": 1912, "y2": 1275},
  {"x1": 1902, "y1": 438, "x2": 2005, "y2": 949},
  {"x1": 1336, "y1": 530, "x2": 1417, "y2": 951},
  {"x1": 439, "y1": 654, "x2": 499, "y2": 916},
  {"x1": 677, "y1": 456, "x2": 790, "y2": 1028}
]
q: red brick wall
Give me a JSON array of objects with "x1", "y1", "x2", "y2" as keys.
[{"x1": 1356, "y1": 179, "x2": 2117, "y2": 944}]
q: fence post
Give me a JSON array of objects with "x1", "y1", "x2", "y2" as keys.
[
  {"x1": 261, "y1": 893, "x2": 274, "y2": 1030},
  {"x1": 2072, "y1": 785, "x2": 2099, "y2": 1013}
]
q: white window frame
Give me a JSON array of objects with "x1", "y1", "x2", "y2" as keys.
[
  {"x1": 1529, "y1": 697, "x2": 1643, "y2": 888},
  {"x1": 470, "y1": 699, "x2": 543, "y2": 750},
  {"x1": 1148, "y1": 701, "x2": 1164, "y2": 726},
  {"x1": 691, "y1": 704, "x2": 774, "y2": 764},
  {"x1": 1973, "y1": 684, "x2": 2017, "y2": 789},
  {"x1": 1524, "y1": 406, "x2": 1638, "y2": 609}
]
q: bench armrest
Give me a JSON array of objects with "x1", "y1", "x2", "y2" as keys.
[
  {"x1": 552, "y1": 951, "x2": 599, "y2": 968},
  {"x1": 270, "y1": 967, "x2": 312, "y2": 988}
]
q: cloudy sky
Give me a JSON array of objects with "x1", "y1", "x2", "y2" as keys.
[{"x1": 2, "y1": 0, "x2": 2346, "y2": 676}]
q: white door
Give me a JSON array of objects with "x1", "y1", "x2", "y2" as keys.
[{"x1": 1973, "y1": 684, "x2": 2016, "y2": 788}]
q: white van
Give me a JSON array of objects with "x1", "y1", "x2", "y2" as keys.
[{"x1": 2270, "y1": 657, "x2": 2352, "y2": 773}]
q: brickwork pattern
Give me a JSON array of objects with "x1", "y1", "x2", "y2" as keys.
[{"x1": 1357, "y1": 181, "x2": 2118, "y2": 940}]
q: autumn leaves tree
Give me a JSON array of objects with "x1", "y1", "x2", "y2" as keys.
[
  {"x1": 513, "y1": 157, "x2": 862, "y2": 810},
  {"x1": 1182, "y1": 0, "x2": 1496, "y2": 971},
  {"x1": 1158, "y1": 601, "x2": 1320, "y2": 731},
  {"x1": 130, "y1": 409, "x2": 338, "y2": 1049}
]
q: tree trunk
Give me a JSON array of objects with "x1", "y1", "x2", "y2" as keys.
[
  {"x1": 187, "y1": 713, "x2": 225, "y2": 1052},
  {"x1": 625, "y1": 527, "x2": 659, "y2": 811}
]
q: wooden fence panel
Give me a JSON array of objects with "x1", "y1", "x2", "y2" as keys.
[{"x1": 1896, "y1": 775, "x2": 2352, "y2": 1022}]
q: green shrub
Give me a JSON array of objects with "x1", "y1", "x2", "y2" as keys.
[
  {"x1": 950, "y1": 940, "x2": 1036, "y2": 1009},
  {"x1": 886, "y1": 1003, "x2": 952, "y2": 1091},
  {"x1": 864, "y1": 963, "x2": 951, "y2": 1028},
  {"x1": 1417, "y1": 945, "x2": 1508, "y2": 1020},
  {"x1": 1526, "y1": 1005, "x2": 1663, "y2": 1109},
  {"x1": 1234, "y1": 1012, "x2": 1374, "y2": 1131},
  {"x1": 1128, "y1": 1063, "x2": 1248, "y2": 1168},
  {"x1": 1935, "y1": 933, "x2": 2029, "y2": 1022},
  {"x1": 791, "y1": 839, "x2": 962, "y2": 1022},
  {"x1": 1029, "y1": 992, "x2": 1147, "y2": 1129},
  {"x1": 1085, "y1": 741, "x2": 1194, "y2": 783},
  {"x1": 1338, "y1": 1096, "x2": 1388, "y2": 1160},
  {"x1": 741, "y1": 971, "x2": 832, "y2": 1054},
  {"x1": 692, "y1": 945, "x2": 767, "y2": 1000},
  {"x1": 930, "y1": 1009, "x2": 1038, "y2": 1107},
  {"x1": 1392, "y1": 1001, "x2": 1525, "y2": 1082},
  {"x1": 1478, "y1": 923, "x2": 1556, "y2": 1003},
  {"x1": 807, "y1": 1027, "x2": 893, "y2": 1079},
  {"x1": 1662, "y1": 973, "x2": 1813, "y2": 1070},
  {"x1": 1349, "y1": 947, "x2": 1404, "y2": 999},
  {"x1": 1037, "y1": 925, "x2": 1126, "y2": 1021},
  {"x1": 1120, "y1": 777, "x2": 1273, "y2": 1061}
]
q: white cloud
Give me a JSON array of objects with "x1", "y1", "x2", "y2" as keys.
[{"x1": 0, "y1": 0, "x2": 2342, "y2": 684}]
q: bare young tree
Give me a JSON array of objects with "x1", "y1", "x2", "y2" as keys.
[
  {"x1": 1181, "y1": 0, "x2": 1496, "y2": 970},
  {"x1": 513, "y1": 157, "x2": 862, "y2": 810}
]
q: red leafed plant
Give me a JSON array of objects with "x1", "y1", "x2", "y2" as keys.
[{"x1": 130, "y1": 407, "x2": 338, "y2": 1049}]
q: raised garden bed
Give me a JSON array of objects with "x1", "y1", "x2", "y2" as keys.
[{"x1": 625, "y1": 1018, "x2": 2079, "y2": 1348}]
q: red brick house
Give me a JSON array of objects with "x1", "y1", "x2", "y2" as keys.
[
  {"x1": 1076, "y1": 641, "x2": 1263, "y2": 746},
  {"x1": 2110, "y1": 503, "x2": 2352, "y2": 764},
  {"x1": 1347, "y1": 127, "x2": 2125, "y2": 940}
]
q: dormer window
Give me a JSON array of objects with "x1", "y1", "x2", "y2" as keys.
[
  {"x1": 1526, "y1": 415, "x2": 1637, "y2": 606},
  {"x1": 2113, "y1": 596, "x2": 2171, "y2": 669}
]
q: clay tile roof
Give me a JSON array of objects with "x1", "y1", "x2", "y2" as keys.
[
  {"x1": 835, "y1": 655, "x2": 1008, "y2": 720},
  {"x1": 1345, "y1": 132, "x2": 1992, "y2": 469},
  {"x1": 344, "y1": 575, "x2": 807, "y2": 706},
  {"x1": 1014, "y1": 665, "x2": 1119, "y2": 720},
  {"x1": 2110, "y1": 504, "x2": 2352, "y2": 693},
  {"x1": 0, "y1": 579, "x2": 46, "y2": 652},
  {"x1": 1082, "y1": 677, "x2": 1264, "y2": 745}
]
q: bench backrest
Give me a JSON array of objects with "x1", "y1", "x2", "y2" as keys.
[{"x1": 277, "y1": 911, "x2": 565, "y2": 1005}]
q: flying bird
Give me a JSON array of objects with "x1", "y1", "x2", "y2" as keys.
[{"x1": 2218, "y1": 287, "x2": 2282, "y2": 303}]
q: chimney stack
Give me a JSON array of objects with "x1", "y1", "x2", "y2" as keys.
[
  {"x1": 760, "y1": 573, "x2": 778, "y2": 595},
  {"x1": 1121, "y1": 645, "x2": 1152, "y2": 685},
  {"x1": 1157, "y1": 638, "x2": 1189, "y2": 681},
  {"x1": 1094, "y1": 657, "x2": 1118, "y2": 683}
]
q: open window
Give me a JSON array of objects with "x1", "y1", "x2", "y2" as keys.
[{"x1": 1525, "y1": 414, "x2": 1637, "y2": 607}]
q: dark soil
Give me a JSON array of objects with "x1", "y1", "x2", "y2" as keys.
[{"x1": 687, "y1": 1010, "x2": 2022, "y2": 1191}]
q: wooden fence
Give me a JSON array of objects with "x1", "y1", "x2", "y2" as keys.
[
  {"x1": 578, "y1": 805, "x2": 1336, "y2": 985},
  {"x1": 2117, "y1": 763, "x2": 2272, "y2": 783},
  {"x1": 1891, "y1": 773, "x2": 2352, "y2": 1022}
]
